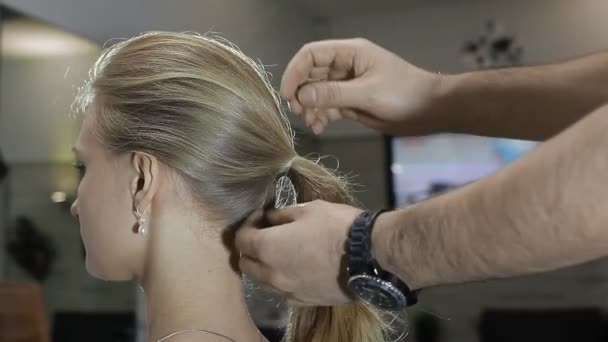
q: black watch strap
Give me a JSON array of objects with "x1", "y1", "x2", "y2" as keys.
[
  {"x1": 347, "y1": 210, "x2": 387, "y2": 276},
  {"x1": 347, "y1": 210, "x2": 419, "y2": 307}
]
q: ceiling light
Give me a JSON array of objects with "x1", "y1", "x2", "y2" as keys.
[
  {"x1": 2, "y1": 19, "x2": 99, "y2": 58},
  {"x1": 51, "y1": 191, "x2": 67, "y2": 203}
]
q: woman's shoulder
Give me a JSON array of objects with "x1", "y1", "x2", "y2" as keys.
[{"x1": 159, "y1": 334, "x2": 233, "y2": 342}]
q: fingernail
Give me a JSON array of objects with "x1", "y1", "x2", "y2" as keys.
[
  {"x1": 299, "y1": 87, "x2": 317, "y2": 106},
  {"x1": 312, "y1": 123, "x2": 322, "y2": 135},
  {"x1": 247, "y1": 209, "x2": 262, "y2": 222},
  {"x1": 253, "y1": 209, "x2": 264, "y2": 219}
]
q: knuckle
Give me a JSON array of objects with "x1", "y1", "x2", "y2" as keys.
[
  {"x1": 309, "y1": 199, "x2": 324, "y2": 209},
  {"x1": 238, "y1": 258, "x2": 250, "y2": 273},
  {"x1": 233, "y1": 238, "x2": 244, "y2": 253},
  {"x1": 273, "y1": 274, "x2": 293, "y2": 292},
  {"x1": 258, "y1": 270, "x2": 274, "y2": 285},
  {"x1": 325, "y1": 83, "x2": 342, "y2": 105},
  {"x1": 252, "y1": 235, "x2": 268, "y2": 259},
  {"x1": 301, "y1": 41, "x2": 317, "y2": 52},
  {"x1": 353, "y1": 37, "x2": 370, "y2": 47},
  {"x1": 266, "y1": 271, "x2": 282, "y2": 288}
]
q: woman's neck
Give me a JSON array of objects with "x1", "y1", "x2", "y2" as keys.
[{"x1": 140, "y1": 217, "x2": 263, "y2": 342}]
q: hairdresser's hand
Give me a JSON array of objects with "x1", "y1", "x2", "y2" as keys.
[
  {"x1": 281, "y1": 38, "x2": 443, "y2": 135},
  {"x1": 235, "y1": 200, "x2": 361, "y2": 306}
]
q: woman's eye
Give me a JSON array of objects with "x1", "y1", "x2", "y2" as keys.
[{"x1": 73, "y1": 162, "x2": 86, "y2": 179}]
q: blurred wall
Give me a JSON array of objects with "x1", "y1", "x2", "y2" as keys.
[
  {"x1": 4, "y1": 0, "x2": 316, "y2": 88},
  {"x1": 325, "y1": 0, "x2": 608, "y2": 72}
]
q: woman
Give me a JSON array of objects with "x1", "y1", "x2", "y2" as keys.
[{"x1": 70, "y1": 31, "x2": 391, "y2": 342}]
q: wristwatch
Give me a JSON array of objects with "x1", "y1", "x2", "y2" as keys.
[{"x1": 346, "y1": 210, "x2": 419, "y2": 311}]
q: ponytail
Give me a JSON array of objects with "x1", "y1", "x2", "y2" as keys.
[
  {"x1": 281, "y1": 156, "x2": 392, "y2": 342},
  {"x1": 288, "y1": 155, "x2": 355, "y2": 205}
]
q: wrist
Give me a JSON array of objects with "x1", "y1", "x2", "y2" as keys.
[
  {"x1": 370, "y1": 211, "x2": 398, "y2": 276},
  {"x1": 429, "y1": 72, "x2": 467, "y2": 133},
  {"x1": 348, "y1": 209, "x2": 420, "y2": 309},
  {"x1": 370, "y1": 207, "x2": 426, "y2": 290},
  {"x1": 396, "y1": 71, "x2": 462, "y2": 136}
]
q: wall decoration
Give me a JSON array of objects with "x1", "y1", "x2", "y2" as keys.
[{"x1": 462, "y1": 19, "x2": 523, "y2": 69}]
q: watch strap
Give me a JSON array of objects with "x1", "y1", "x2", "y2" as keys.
[
  {"x1": 347, "y1": 210, "x2": 387, "y2": 276},
  {"x1": 348, "y1": 210, "x2": 420, "y2": 307}
]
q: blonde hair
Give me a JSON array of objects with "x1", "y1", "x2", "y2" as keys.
[{"x1": 75, "y1": 31, "x2": 394, "y2": 342}]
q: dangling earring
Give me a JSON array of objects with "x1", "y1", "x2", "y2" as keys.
[{"x1": 135, "y1": 207, "x2": 148, "y2": 235}]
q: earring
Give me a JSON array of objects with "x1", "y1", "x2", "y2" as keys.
[{"x1": 135, "y1": 207, "x2": 148, "y2": 235}]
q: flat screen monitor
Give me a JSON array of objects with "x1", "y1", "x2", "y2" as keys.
[{"x1": 387, "y1": 134, "x2": 536, "y2": 208}]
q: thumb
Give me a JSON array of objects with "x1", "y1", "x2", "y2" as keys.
[
  {"x1": 235, "y1": 224, "x2": 265, "y2": 259},
  {"x1": 297, "y1": 80, "x2": 365, "y2": 109}
]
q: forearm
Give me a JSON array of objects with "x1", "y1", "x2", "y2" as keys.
[
  {"x1": 373, "y1": 103, "x2": 608, "y2": 289},
  {"x1": 432, "y1": 51, "x2": 608, "y2": 140}
]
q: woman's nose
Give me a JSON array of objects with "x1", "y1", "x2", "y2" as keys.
[{"x1": 70, "y1": 198, "x2": 79, "y2": 218}]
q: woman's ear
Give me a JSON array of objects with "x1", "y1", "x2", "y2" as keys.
[{"x1": 130, "y1": 152, "x2": 160, "y2": 212}]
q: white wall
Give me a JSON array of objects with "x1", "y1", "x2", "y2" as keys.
[
  {"x1": 318, "y1": 136, "x2": 389, "y2": 209},
  {"x1": 4, "y1": 0, "x2": 315, "y2": 87},
  {"x1": 0, "y1": 53, "x2": 96, "y2": 164},
  {"x1": 326, "y1": 0, "x2": 608, "y2": 72}
]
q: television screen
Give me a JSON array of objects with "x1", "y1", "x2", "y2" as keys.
[{"x1": 388, "y1": 134, "x2": 536, "y2": 207}]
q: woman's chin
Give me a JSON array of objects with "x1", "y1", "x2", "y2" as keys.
[
  {"x1": 85, "y1": 257, "x2": 133, "y2": 281},
  {"x1": 85, "y1": 258, "x2": 104, "y2": 279},
  {"x1": 85, "y1": 257, "x2": 114, "y2": 281}
]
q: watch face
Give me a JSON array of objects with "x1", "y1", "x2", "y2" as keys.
[{"x1": 348, "y1": 274, "x2": 407, "y2": 311}]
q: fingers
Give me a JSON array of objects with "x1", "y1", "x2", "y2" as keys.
[
  {"x1": 281, "y1": 39, "x2": 363, "y2": 102},
  {"x1": 311, "y1": 121, "x2": 323, "y2": 136},
  {"x1": 301, "y1": 106, "x2": 360, "y2": 135},
  {"x1": 326, "y1": 108, "x2": 345, "y2": 123},
  {"x1": 240, "y1": 257, "x2": 314, "y2": 307},
  {"x1": 316, "y1": 112, "x2": 329, "y2": 133},
  {"x1": 235, "y1": 205, "x2": 307, "y2": 258},
  {"x1": 245, "y1": 209, "x2": 264, "y2": 226},
  {"x1": 297, "y1": 79, "x2": 365, "y2": 109},
  {"x1": 307, "y1": 107, "x2": 388, "y2": 135},
  {"x1": 282, "y1": 38, "x2": 372, "y2": 132},
  {"x1": 341, "y1": 109, "x2": 359, "y2": 121},
  {"x1": 286, "y1": 66, "x2": 353, "y2": 117},
  {"x1": 303, "y1": 107, "x2": 317, "y2": 127},
  {"x1": 295, "y1": 80, "x2": 366, "y2": 135},
  {"x1": 265, "y1": 204, "x2": 307, "y2": 225},
  {"x1": 234, "y1": 224, "x2": 264, "y2": 259},
  {"x1": 239, "y1": 255, "x2": 271, "y2": 283},
  {"x1": 288, "y1": 98, "x2": 304, "y2": 114},
  {"x1": 309, "y1": 66, "x2": 330, "y2": 81}
]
